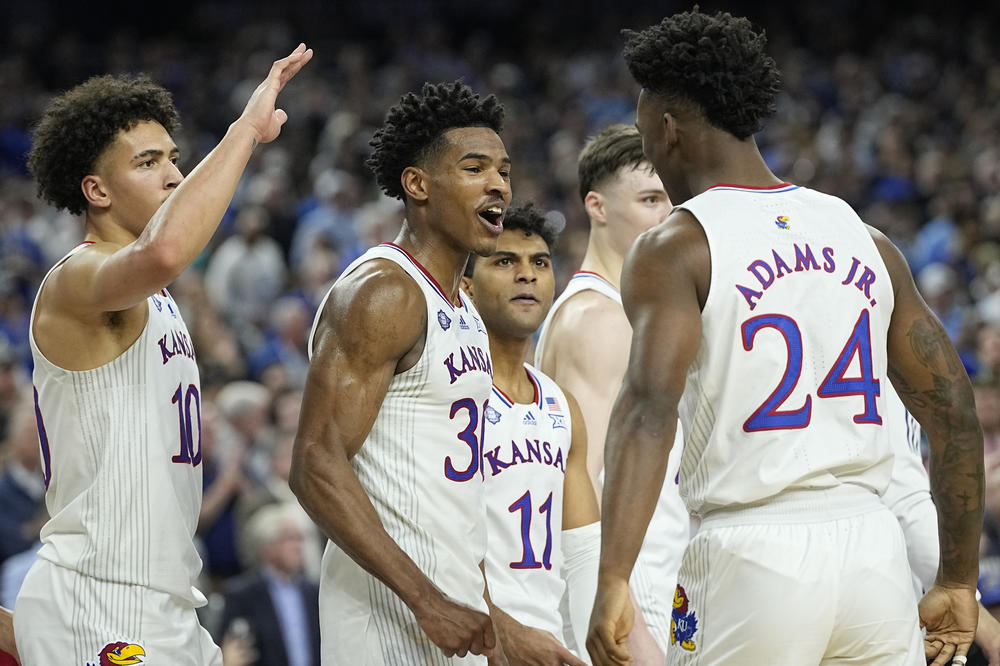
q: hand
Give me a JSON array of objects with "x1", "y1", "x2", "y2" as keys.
[
  {"x1": 237, "y1": 43, "x2": 313, "y2": 145},
  {"x1": 919, "y1": 584, "x2": 978, "y2": 666},
  {"x1": 220, "y1": 631, "x2": 258, "y2": 666},
  {"x1": 587, "y1": 576, "x2": 634, "y2": 665},
  {"x1": 975, "y1": 602, "x2": 1000, "y2": 666},
  {"x1": 493, "y1": 607, "x2": 586, "y2": 666},
  {"x1": 412, "y1": 591, "x2": 497, "y2": 658}
]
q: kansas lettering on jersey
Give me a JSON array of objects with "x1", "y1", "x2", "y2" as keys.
[
  {"x1": 677, "y1": 183, "x2": 895, "y2": 516},
  {"x1": 29, "y1": 242, "x2": 205, "y2": 604},
  {"x1": 308, "y1": 242, "x2": 494, "y2": 664},
  {"x1": 483, "y1": 365, "x2": 570, "y2": 640}
]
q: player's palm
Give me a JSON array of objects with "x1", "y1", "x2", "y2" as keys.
[
  {"x1": 414, "y1": 594, "x2": 496, "y2": 658},
  {"x1": 587, "y1": 578, "x2": 634, "y2": 666},
  {"x1": 919, "y1": 584, "x2": 978, "y2": 666},
  {"x1": 498, "y1": 618, "x2": 586, "y2": 666},
  {"x1": 238, "y1": 43, "x2": 313, "y2": 144}
]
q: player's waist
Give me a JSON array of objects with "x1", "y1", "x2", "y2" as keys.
[{"x1": 698, "y1": 483, "x2": 884, "y2": 528}]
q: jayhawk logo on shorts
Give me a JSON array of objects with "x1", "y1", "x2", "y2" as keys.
[
  {"x1": 775, "y1": 215, "x2": 790, "y2": 230},
  {"x1": 671, "y1": 585, "x2": 698, "y2": 651},
  {"x1": 92, "y1": 642, "x2": 146, "y2": 666}
]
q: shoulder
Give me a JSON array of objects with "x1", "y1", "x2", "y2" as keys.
[
  {"x1": 222, "y1": 571, "x2": 268, "y2": 598},
  {"x1": 624, "y1": 208, "x2": 708, "y2": 305},
  {"x1": 315, "y1": 259, "x2": 426, "y2": 340}
]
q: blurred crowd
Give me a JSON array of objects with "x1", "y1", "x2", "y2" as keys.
[{"x1": 1, "y1": 0, "x2": 1000, "y2": 660}]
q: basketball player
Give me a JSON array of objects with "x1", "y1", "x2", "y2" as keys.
[
  {"x1": 289, "y1": 81, "x2": 508, "y2": 664},
  {"x1": 461, "y1": 201, "x2": 592, "y2": 666},
  {"x1": 534, "y1": 124, "x2": 685, "y2": 658},
  {"x1": 13, "y1": 45, "x2": 312, "y2": 666},
  {"x1": 588, "y1": 9, "x2": 983, "y2": 666}
]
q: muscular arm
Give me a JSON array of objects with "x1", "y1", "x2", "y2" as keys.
[
  {"x1": 872, "y1": 228, "x2": 984, "y2": 587},
  {"x1": 588, "y1": 211, "x2": 706, "y2": 665},
  {"x1": 290, "y1": 261, "x2": 493, "y2": 657},
  {"x1": 538, "y1": 294, "x2": 632, "y2": 493}
]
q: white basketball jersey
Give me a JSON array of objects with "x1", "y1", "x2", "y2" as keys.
[
  {"x1": 308, "y1": 242, "x2": 494, "y2": 664},
  {"x1": 483, "y1": 364, "x2": 571, "y2": 641},
  {"x1": 534, "y1": 270, "x2": 690, "y2": 652},
  {"x1": 677, "y1": 183, "x2": 895, "y2": 516},
  {"x1": 29, "y1": 242, "x2": 205, "y2": 604}
]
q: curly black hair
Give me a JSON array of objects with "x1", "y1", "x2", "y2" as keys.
[
  {"x1": 367, "y1": 80, "x2": 505, "y2": 201},
  {"x1": 27, "y1": 74, "x2": 180, "y2": 216},
  {"x1": 623, "y1": 9, "x2": 781, "y2": 140},
  {"x1": 464, "y1": 200, "x2": 559, "y2": 277}
]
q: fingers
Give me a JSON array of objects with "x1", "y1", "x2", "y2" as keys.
[
  {"x1": 267, "y1": 43, "x2": 314, "y2": 91},
  {"x1": 558, "y1": 645, "x2": 588, "y2": 666},
  {"x1": 587, "y1": 626, "x2": 631, "y2": 666}
]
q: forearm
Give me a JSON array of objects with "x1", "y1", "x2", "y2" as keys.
[
  {"x1": 599, "y1": 394, "x2": 674, "y2": 583},
  {"x1": 137, "y1": 121, "x2": 258, "y2": 275},
  {"x1": 291, "y1": 453, "x2": 435, "y2": 607}
]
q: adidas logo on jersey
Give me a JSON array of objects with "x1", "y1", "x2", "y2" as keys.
[{"x1": 523, "y1": 411, "x2": 536, "y2": 426}]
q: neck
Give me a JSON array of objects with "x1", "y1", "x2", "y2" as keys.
[
  {"x1": 85, "y1": 210, "x2": 141, "y2": 246},
  {"x1": 579, "y1": 232, "x2": 624, "y2": 289},
  {"x1": 392, "y1": 222, "x2": 470, "y2": 305},
  {"x1": 488, "y1": 333, "x2": 534, "y2": 403},
  {"x1": 688, "y1": 134, "x2": 783, "y2": 197}
]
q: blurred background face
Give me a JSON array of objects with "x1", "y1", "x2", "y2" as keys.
[
  {"x1": 466, "y1": 229, "x2": 554, "y2": 341},
  {"x1": 261, "y1": 520, "x2": 306, "y2": 577},
  {"x1": 597, "y1": 163, "x2": 671, "y2": 257}
]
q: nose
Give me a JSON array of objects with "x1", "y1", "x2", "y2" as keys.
[
  {"x1": 166, "y1": 161, "x2": 184, "y2": 189},
  {"x1": 516, "y1": 263, "x2": 537, "y2": 283},
  {"x1": 487, "y1": 167, "x2": 510, "y2": 198}
]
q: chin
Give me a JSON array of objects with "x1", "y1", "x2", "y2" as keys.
[{"x1": 471, "y1": 239, "x2": 500, "y2": 258}]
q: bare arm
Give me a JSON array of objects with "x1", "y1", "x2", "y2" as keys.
[
  {"x1": 871, "y1": 226, "x2": 982, "y2": 665},
  {"x1": 538, "y1": 295, "x2": 632, "y2": 493},
  {"x1": 562, "y1": 390, "x2": 599, "y2": 530},
  {"x1": 51, "y1": 44, "x2": 312, "y2": 315},
  {"x1": 289, "y1": 260, "x2": 494, "y2": 658},
  {"x1": 588, "y1": 211, "x2": 706, "y2": 666}
]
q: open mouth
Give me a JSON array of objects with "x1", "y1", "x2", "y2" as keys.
[{"x1": 478, "y1": 205, "x2": 505, "y2": 233}]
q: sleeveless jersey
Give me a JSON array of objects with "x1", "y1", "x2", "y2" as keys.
[
  {"x1": 29, "y1": 242, "x2": 205, "y2": 604},
  {"x1": 308, "y1": 242, "x2": 494, "y2": 662},
  {"x1": 534, "y1": 270, "x2": 690, "y2": 652},
  {"x1": 677, "y1": 183, "x2": 895, "y2": 516},
  {"x1": 482, "y1": 364, "x2": 572, "y2": 641}
]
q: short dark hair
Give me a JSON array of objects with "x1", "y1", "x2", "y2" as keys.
[
  {"x1": 577, "y1": 124, "x2": 653, "y2": 202},
  {"x1": 464, "y1": 201, "x2": 559, "y2": 277},
  {"x1": 28, "y1": 74, "x2": 180, "y2": 216},
  {"x1": 367, "y1": 80, "x2": 505, "y2": 201},
  {"x1": 623, "y1": 9, "x2": 781, "y2": 140}
]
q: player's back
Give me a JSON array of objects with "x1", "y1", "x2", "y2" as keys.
[
  {"x1": 29, "y1": 243, "x2": 205, "y2": 603},
  {"x1": 677, "y1": 183, "x2": 895, "y2": 516}
]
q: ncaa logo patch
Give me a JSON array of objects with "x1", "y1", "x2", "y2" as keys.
[
  {"x1": 485, "y1": 405, "x2": 502, "y2": 424},
  {"x1": 89, "y1": 641, "x2": 146, "y2": 666},
  {"x1": 437, "y1": 310, "x2": 451, "y2": 330},
  {"x1": 671, "y1": 585, "x2": 698, "y2": 652}
]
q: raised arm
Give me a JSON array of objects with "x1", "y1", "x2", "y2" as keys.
[
  {"x1": 289, "y1": 260, "x2": 494, "y2": 659},
  {"x1": 537, "y1": 294, "x2": 633, "y2": 493},
  {"x1": 53, "y1": 44, "x2": 312, "y2": 315},
  {"x1": 587, "y1": 211, "x2": 706, "y2": 666},
  {"x1": 871, "y1": 226, "x2": 983, "y2": 665}
]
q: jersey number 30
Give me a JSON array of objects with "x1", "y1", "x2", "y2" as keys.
[{"x1": 742, "y1": 309, "x2": 881, "y2": 431}]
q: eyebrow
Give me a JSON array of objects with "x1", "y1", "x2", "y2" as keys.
[
  {"x1": 132, "y1": 146, "x2": 180, "y2": 161},
  {"x1": 493, "y1": 250, "x2": 552, "y2": 260},
  {"x1": 459, "y1": 152, "x2": 512, "y2": 165}
]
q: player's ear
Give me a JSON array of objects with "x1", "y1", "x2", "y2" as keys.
[
  {"x1": 81, "y1": 174, "x2": 111, "y2": 210},
  {"x1": 584, "y1": 191, "x2": 606, "y2": 226},
  {"x1": 401, "y1": 166, "x2": 429, "y2": 202},
  {"x1": 460, "y1": 275, "x2": 474, "y2": 297}
]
